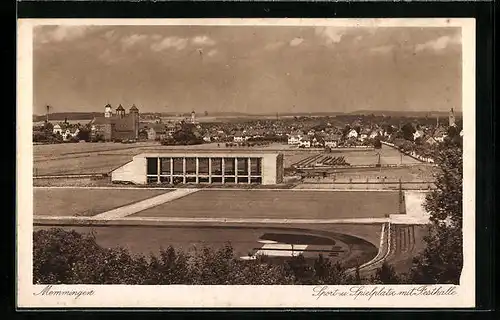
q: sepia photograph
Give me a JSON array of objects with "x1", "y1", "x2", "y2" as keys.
[{"x1": 17, "y1": 18, "x2": 475, "y2": 308}]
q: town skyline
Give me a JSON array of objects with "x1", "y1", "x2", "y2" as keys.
[{"x1": 34, "y1": 25, "x2": 462, "y2": 115}]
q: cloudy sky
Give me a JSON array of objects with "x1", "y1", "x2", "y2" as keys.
[{"x1": 33, "y1": 25, "x2": 462, "y2": 115}]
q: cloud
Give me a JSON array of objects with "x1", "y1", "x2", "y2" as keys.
[
  {"x1": 192, "y1": 35, "x2": 216, "y2": 46},
  {"x1": 264, "y1": 42, "x2": 285, "y2": 50},
  {"x1": 206, "y1": 49, "x2": 218, "y2": 57},
  {"x1": 151, "y1": 37, "x2": 189, "y2": 51},
  {"x1": 415, "y1": 34, "x2": 461, "y2": 52},
  {"x1": 36, "y1": 26, "x2": 92, "y2": 44},
  {"x1": 104, "y1": 30, "x2": 116, "y2": 40},
  {"x1": 370, "y1": 45, "x2": 394, "y2": 54},
  {"x1": 121, "y1": 34, "x2": 149, "y2": 48},
  {"x1": 314, "y1": 27, "x2": 347, "y2": 44},
  {"x1": 289, "y1": 38, "x2": 304, "y2": 47}
]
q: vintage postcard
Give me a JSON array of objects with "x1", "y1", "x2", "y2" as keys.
[{"x1": 17, "y1": 18, "x2": 475, "y2": 308}]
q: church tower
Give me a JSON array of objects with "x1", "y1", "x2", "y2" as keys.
[
  {"x1": 129, "y1": 104, "x2": 140, "y2": 139},
  {"x1": 116, "y1": 105, "x2": 125, "y2": 118},
  {"x1": 104, "y1": 104, "x2": 112, "y2": 118},
  {"x1": 449, "y1": 108, "x2": 456, "y2": 127}
]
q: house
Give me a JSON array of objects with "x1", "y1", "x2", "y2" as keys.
[
  {"x1": 62, "y1": 128, "x2": 80, "y2": 141},
  {"x1": 413, "y1": 129, "x2": 424, "y2": 141},
  {"x1": 147, "y1": 124, "x2": 167, "y2": 141},
  {"x1": 203, "y1": 134, "x2": 212, "y2": 143},
  {"x1": 165, "y1": 122, "x2": 178, "y2": 137},
  {"x1": 359, "y1": 128, "x2": 371, "y2": 141},
  {"x1": 347, "y1": 129, "x2": 358, "y2": 139},
  {"x1": 233, "y1": 131, "x2": 245, "y2": 143},
  {"x1": 324, "y1": 134, "x2": 341, "y2": 148},
  {"x1": 432, "y1": 128, "x2": 447, "y2": 142},
  {"x1": 311, "y1": 136, "x2": 322, "y2": 148},
  {"x1": 287, "y1": 131, "x2": 303, "y2": 145},
  {"x1": 369, "y1": 130, "x2": 380, "y2": 140},
  {"x1": 53, "y1": 124, "x2": 63, "y2": 135},
  {"x1": 299, "y1": 136, "x2": 311, "y2": 148}
]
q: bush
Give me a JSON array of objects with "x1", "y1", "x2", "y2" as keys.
[{"x1": 34, "y1": 228, "x2": 360, "y2": 285}]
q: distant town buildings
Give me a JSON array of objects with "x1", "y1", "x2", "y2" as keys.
[{"x1": 90, "y1": 104, "x2": 140, "y2": 141}]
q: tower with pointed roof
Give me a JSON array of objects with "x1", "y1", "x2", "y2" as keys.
[
  {"x1": 104, "y1": 104, "x2": 112, "y2": 118},
  {"x1": 116, "y1": 104, "x2": 125, "y2": 118}
]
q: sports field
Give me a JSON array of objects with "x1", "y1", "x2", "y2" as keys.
[
  {"x1": 33, "y1": 141, "x2": 422, "y2": 176},
  {"x1": 133, "y1": 190, "x2": 401, "y2": 219},
  {"x1": 34, "y1": 188, "x2": 171, "y2": 216},
  {"x1": 33, "y1": 223, "x2": 382, "y2": 267}
]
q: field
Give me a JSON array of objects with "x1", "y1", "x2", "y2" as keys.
[
  {"x1": 288, "y1": 145, "x2": 421, "y2": 168},
  {"x1": 34, "y1": 188, "x2": 171, "y2": 216},
  {"x1": 33, "y1": 140, "x2": 424, "y2": 177},
  {"x1": 133, "y1": 190, "x2": 401, "y2": 219},
  {"x1": 33, "y1": 142, "x2": 301, "y2": 176}
]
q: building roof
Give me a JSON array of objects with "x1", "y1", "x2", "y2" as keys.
[
  {"x1": 130, "y1": 105, "x2": 139, "y2": 111},
  {"x1": 148, "y1": 123, "x2": 166, "y2": 133},
  {"x1": 116, "y1": 105, "x2": 125, "y2": 111}
]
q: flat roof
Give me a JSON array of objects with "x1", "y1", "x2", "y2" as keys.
[{"x1": 135, "y1": 151, "x2": 281, "y2": 158}]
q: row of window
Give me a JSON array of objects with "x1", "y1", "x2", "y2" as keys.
[
  {"x1": 146, "y1": 176, "x2": 263, "y2": 184},
  {"x1": 146, "y1": 157, "x2": 262, "y2": 176}
]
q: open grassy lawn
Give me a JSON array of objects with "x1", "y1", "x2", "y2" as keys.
[
  {"x1": 34, "y1": 155, "x2": 136, "y2": 175},
  {"x1": 34, "y1": 188, "x2": 171, "y2": 217},
  {"x1": 33, "y1": 142, "x2": 152, "y2": 159},
  {"x1": 133, "y1": 190, "x2": 400, "y2": 219}
]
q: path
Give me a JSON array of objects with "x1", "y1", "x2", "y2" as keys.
[{"x1": 91, "y1": 188, "x2": 199, "y2": 221}]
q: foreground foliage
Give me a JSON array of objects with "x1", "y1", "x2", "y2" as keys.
[
  {"x1": 409, "y1": 139, "x2": 463, "y2": 284},
  {"x1": 34, "y1": 228, "x2": 359, "y2": 285}
]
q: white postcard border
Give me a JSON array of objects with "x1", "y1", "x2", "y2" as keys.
[{"x1": 17, "y1": 18, "x2": 476, "y2": 308}]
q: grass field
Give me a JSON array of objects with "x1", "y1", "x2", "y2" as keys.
[
  {"x1": 34, "y1": 188, "x2": 171, "y2": 216},
  {"x1": 33, "y1": 141, "x2": 422, "y2": 177},
  {"x1": 133, "y1": 190, "x2": 401, "y2": 219}
]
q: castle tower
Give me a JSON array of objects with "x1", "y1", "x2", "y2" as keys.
[
  {"x1": 129, "y1": 104, "x2": 140, "y2": 139},
  {"x1": 104, "y1": 104, "x2": 112, "y2": 118},
  {"x1": 449, "y1": 108, "x2": 456, "y2": 127},
  {"x1": 116, "y1": 104, "x2": 125, "y2": 118},
  {"x1": 191, "y1": 110, "x2": 196, "y2": 124}
]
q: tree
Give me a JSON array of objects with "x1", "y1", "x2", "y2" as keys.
[
  {"x1": 372, "y1": 262, "x2": 401, "y2": 284},
  {"x1": 77, "y1": 129, "x2": 90, "y2": 142},
  {"x1": 409, "y1": 140, "x2": 463, "y2": 284},
  {"x1": 401, "y1": 122, "x2": 416, "y2": 141},
  {"x1": 43, "y1": 121, "x2": 54, "y2": 133}
]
